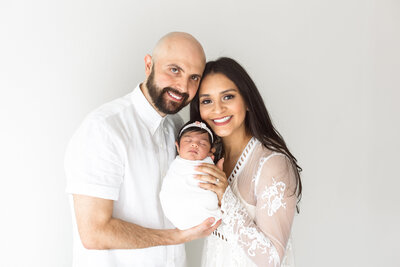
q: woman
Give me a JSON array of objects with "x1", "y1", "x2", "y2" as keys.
[{"x1": 190, "y1": 57, "x2": 302, "y2": 267}]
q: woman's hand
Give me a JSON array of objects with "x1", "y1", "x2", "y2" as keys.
[{"x1": 195, "y1": 158, "x2": 228, "y2": 205}]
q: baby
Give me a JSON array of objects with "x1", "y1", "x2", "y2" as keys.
[{"x1": 160, "y1": 121, "x2": 222, "y2": 230}]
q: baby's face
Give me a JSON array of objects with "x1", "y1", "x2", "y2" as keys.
[{"x1": 176, "y1": 131, "x2": 212, "y2": 161}]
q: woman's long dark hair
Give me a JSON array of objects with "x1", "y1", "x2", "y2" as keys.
[{"x1": 190, "y1": 57, "x2": 302, "y2": 211}]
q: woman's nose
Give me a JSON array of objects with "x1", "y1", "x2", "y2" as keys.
[{"x1": 212, "y1": 101, "x2": 225, "y2": 113}]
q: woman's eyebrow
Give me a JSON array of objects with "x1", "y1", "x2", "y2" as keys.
[
  {"x1": 199, "y1": 93, "x2": 210, "y2": 97},
  {"x1": 199, "y1": 88, "x2": 237, "y2": 98},
  {"x1": 220, "y1": 89, "x2": 237, "y2": 94}
]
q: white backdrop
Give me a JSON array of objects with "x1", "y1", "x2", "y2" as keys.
[{"x1": 1, "y1": 0, "x2": 399, "y2": 266}]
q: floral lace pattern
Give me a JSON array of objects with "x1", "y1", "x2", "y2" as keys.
[
  {"x1": 260, "y1": 177, "x2": 287, "y2": 216},
  {"x1": 222, "y1": 187, "x2": 280, "y2": 266}
]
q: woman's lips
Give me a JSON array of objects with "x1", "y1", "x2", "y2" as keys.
[{"x1": 212, "y1": 116, "x2": 232, "y2": 126}]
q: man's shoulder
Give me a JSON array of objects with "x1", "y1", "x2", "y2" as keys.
[
  {"x1": 87, "y1": 92, "x2": 134, "y2": 122},
  {"x1": 70, "y1": 91, "x2": 138, "y2": 143}
]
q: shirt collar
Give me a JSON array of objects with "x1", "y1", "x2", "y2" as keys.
[{"x1": 131, "y1": 84, "x2": 165, "y2": 135}]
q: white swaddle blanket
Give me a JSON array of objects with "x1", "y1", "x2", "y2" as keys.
[{"x1": 160, "y1": 156, "x2": 222, "y2": 230}]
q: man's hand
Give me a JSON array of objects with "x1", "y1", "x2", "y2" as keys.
[{"x1": 178, "y1": 217, "x2": 222, "y2": 243}]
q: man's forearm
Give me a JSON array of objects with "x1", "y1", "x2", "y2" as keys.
[
  {"x1": 82, "y1": 217, "x2": 182, "y2": 250},
  {"x1": 73, "y1": 194, "x2": 219, "y2": 250}
]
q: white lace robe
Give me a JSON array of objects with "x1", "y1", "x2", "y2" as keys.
[{"x1": 201, "y1": 138, "x2": 297, "y2": 267}]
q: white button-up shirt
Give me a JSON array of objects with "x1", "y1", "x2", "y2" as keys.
[{"x1": 65, "y1": 84, "x2": 185, "y2": 267}]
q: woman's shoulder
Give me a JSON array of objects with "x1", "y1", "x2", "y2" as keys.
[
  {"x1": 251, "y1": 138, "x2": 291, "y2": 170},
  {"x1": 251, "y1": 139, "x2": 295, "y2": 188},
  {"x1": 253, "y1": 138, "x2": 286, "y2": 159}
]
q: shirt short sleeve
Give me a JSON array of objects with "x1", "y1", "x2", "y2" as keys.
[{"x1": 65, "y1": 117, "x2": 124, "y2": 200}]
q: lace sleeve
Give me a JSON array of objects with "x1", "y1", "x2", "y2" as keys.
[{"x1": 220, "y1": 154, "x2": 297, "y2": 267}]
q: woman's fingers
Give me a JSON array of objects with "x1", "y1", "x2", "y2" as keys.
[
  {"x1": 195, "y1": 161, "x2": 229, "y2": 205},
  {"x1": 195, "y1": 174, "x2": 219, "y2": 184},
  {"x1": 216, "y1": 158, "x2": 224, "y2": 171},
  {"x1": 197, "y1": 180, "x2": 217, "y2": 190},
  {"x1": 198, "y1": 182, "x2": 225, "y2": 206},
  {"x1": 197, "y1": 178, "x2": 226, "y2": 194},
  {"x1": 195, "y1": 163, "x2": 226, "y2": 181}
]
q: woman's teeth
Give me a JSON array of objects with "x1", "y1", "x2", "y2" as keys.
[{"x1": 213, "y1": 116, "x2": 232, "y2": 123}]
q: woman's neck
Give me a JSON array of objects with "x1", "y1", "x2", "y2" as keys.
[{"x1": 222, "y1": 130, "x2": 252, "y2": 160}]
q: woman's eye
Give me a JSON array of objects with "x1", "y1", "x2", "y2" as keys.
[
  {"x1": 171, "y1": 68, "x2": 178, "y2": 73},
  {"x1": 200, "y1": 99, "x2": 211, "y2": 105},
  {"x1": 223, "y1": 94, "x2": 234, "y2": 100}
]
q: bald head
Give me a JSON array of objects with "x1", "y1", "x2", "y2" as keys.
[{"x1": 152, "y1": 32, "x2": 206, "y2": 65}]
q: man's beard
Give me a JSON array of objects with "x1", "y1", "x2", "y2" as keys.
[{"x1": 146, "y1": 68, "x2": 189, "y2": 114}]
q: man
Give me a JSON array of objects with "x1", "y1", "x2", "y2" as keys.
[{"x1": 65, "y1": 32, "x2": 221, "y2": 267}]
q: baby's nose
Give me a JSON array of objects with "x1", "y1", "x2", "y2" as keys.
[{"x1": 191, "y1": 142, "x2": 199, "y2": 147}]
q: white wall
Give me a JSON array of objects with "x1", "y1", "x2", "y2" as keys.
[{"x1": 1, "y1": 0, "x2": 399, "y2": 266}]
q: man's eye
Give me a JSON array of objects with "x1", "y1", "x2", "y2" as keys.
[
  {"x1": 191, "y1": 75, "x2": 199, "y2": 81},
  {"x1": 200, "y1": 99, "x2": 211, "y2": 105},
  {"x1": 171, "y1": 68, "x2": 178, "y2": 73}
]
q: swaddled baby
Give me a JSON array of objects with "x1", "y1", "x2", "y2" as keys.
[{"x1": 160, "y1": 121, "x2": 222, "y2": 230}]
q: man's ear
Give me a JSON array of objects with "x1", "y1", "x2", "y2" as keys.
[
  {"x1": 175, "y1": 141, "x2": 180, "y2": 154},
  {"x1": 144, "y1": 54, "x2": 153, "y2": 77}
]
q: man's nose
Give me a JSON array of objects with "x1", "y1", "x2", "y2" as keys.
[{"x1": 176, "y1": 78, "x2": 189, "y2": 94}]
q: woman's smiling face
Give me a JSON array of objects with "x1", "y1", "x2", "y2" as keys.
[{"x1": 198, "y1": 73, "x2": 248, "y2": 138}]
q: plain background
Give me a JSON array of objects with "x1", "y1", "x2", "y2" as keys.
[{"x1": 1, "y1": 0, "x2": 399, "y2": 266}]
